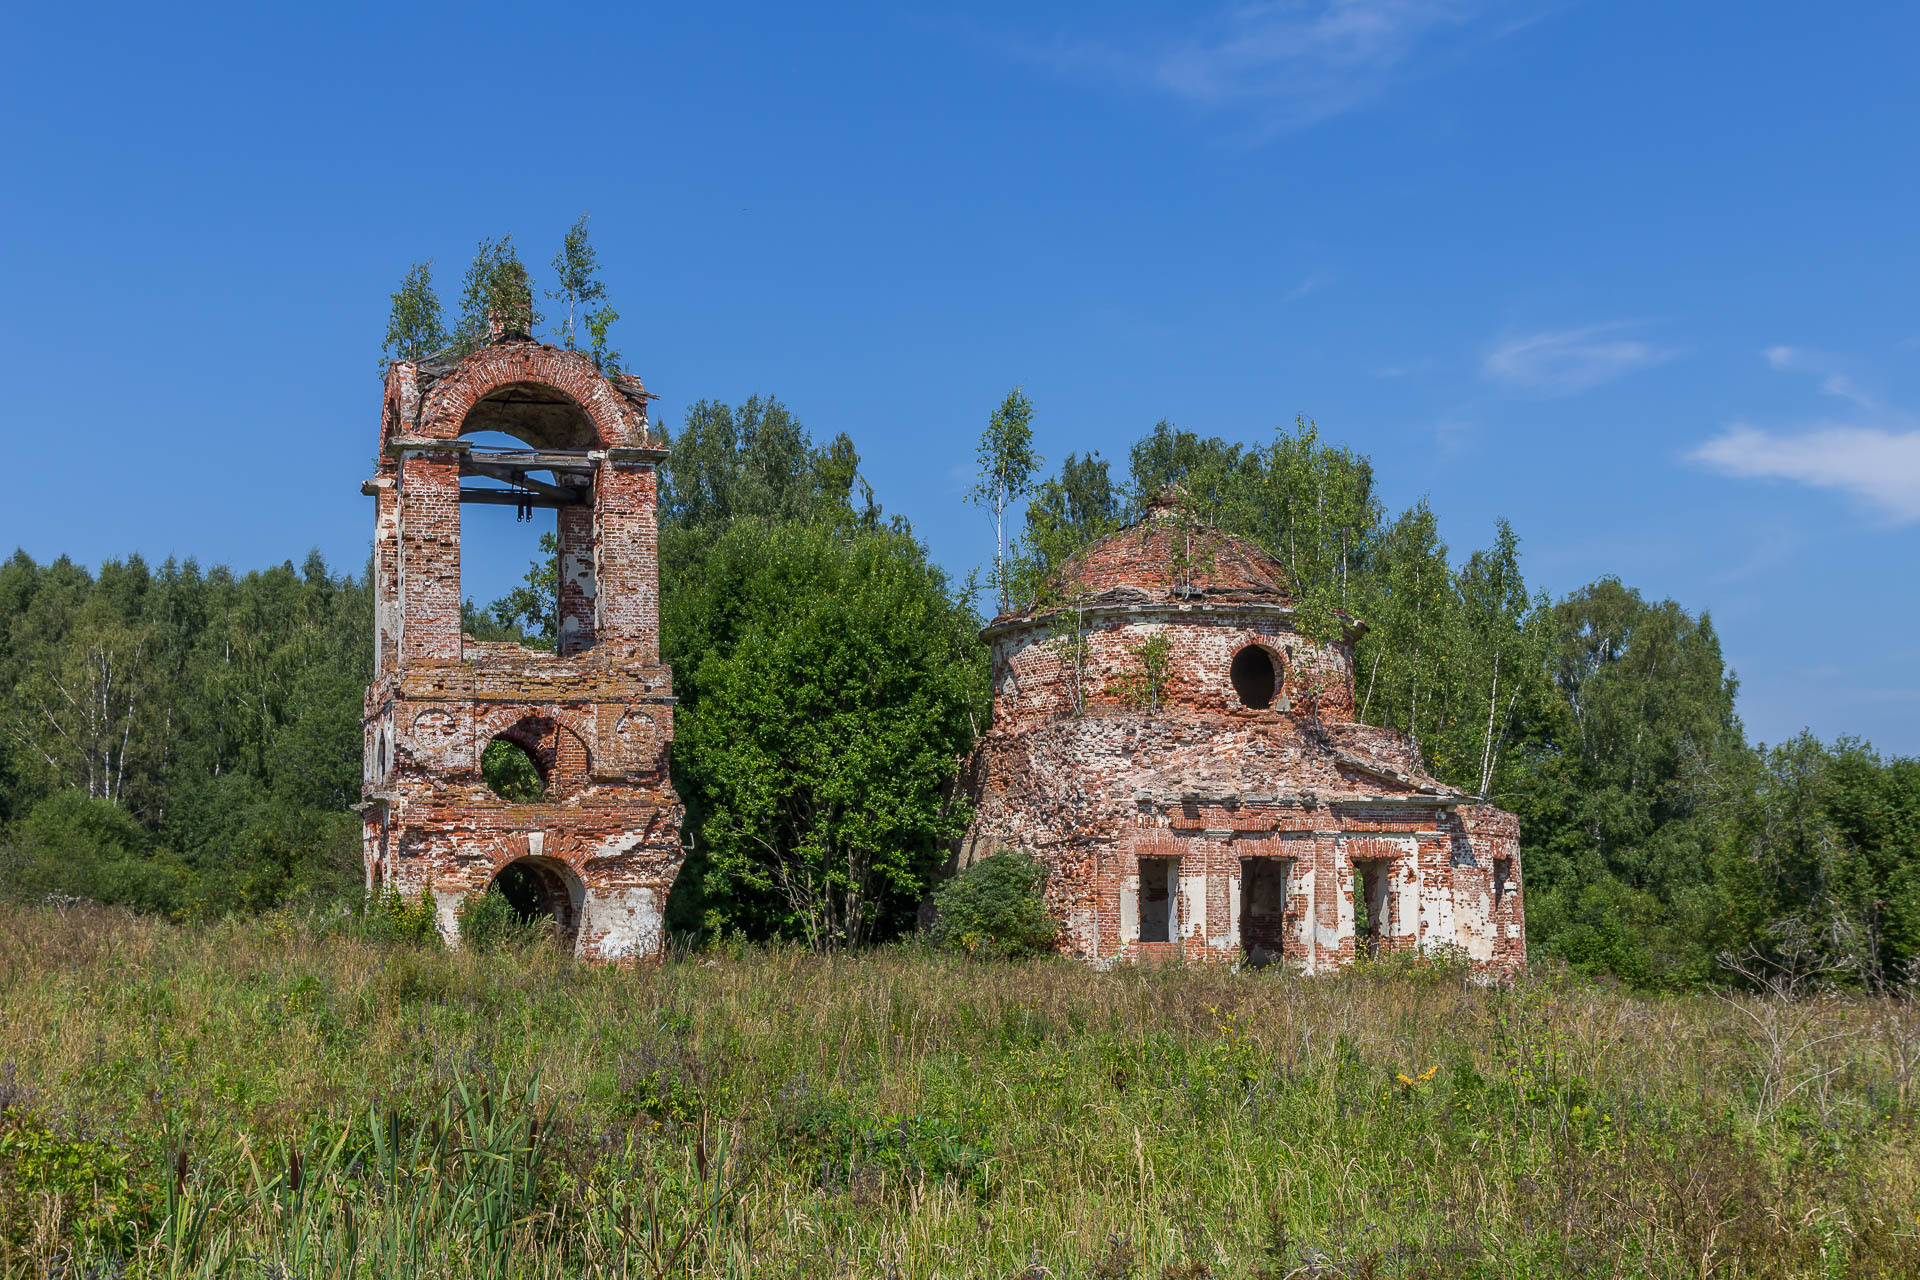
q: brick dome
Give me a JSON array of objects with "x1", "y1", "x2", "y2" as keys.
[{"x1": 998, "y1": 488, "x2": 1293, "y2": 624}]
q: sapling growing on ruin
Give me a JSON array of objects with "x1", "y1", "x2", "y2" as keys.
[
  {"x1": 549, "y1": 213, "x2": 622, "y2": 371},
  {"x1": 547, "y1": 214, "x2": 607, "y2": 352},
  {"x1": 455, "y1": 235, "x2": 541, "y2": 350},
  {"x1": 381, "y1": 260, "x2": 449, "y2": 366},
  {"x1": 968, "y1": 387, "x2": 1042, "y2": 616},
  {"x1": 1114, "y1": 633, "x2": 1173, "y2": 714}
]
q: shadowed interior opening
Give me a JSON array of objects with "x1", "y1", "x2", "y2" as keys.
[
  {"x1": 1231, "y1": 646, "x2": 1276, "y2": 710},
  {"x1": 490, "y1": 857, "x2": 580, "y2": 943}
]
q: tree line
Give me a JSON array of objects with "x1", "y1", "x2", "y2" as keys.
[{"x1": 2, "y1": 265, "x2": 1914, "y2": 984}]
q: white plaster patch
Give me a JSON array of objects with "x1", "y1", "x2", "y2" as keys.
[
  {"x1": 432, "y1": 888, "x2": 466, "y2": 946},
  {"x1": 1179, "y1": 874, "x2": 1206, "y2": 939},
  {"x1": 1226, "y1": 872, "x2": 1241, "y2": 949},
  {"x1": 588, "y1": 831, "x2": 648, "y2": 861},
  {"x1": 582, "y1": 886, "x2": 664, "y2": 960}
]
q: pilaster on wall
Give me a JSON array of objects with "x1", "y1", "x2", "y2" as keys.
[
  {"x1": 366, "y1": 478, "x2": 400, "y2": 677},
  {"x1": 592, "y1": 453, "x2": 662, "y2": 663},
  {"x1": 395, "y1": 442, "x2": 466, "y2": 664},
  {"x1": 556, "y1": 503, "x2": 597, "y2": 657}
]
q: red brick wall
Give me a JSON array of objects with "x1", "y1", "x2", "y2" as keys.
[
  {"x1": 363, "y1": 342, "x2": 683, "y2": 963},
  {"x1": 592, "y1": 457, "x2": 662, "y2": 664},
  {"x1": 395, "y1": 448, "x2": 463, "y2": 663},
  {"x1": 965, "y1": 513, "x2": 1525, "y2": 976}
]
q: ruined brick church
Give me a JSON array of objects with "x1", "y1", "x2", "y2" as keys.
[
  {"x1": 962, "y1": 492, "x2": 1526, "y2": 973},
  {"x1": 359, "y1": 334, "x2": 683, "y2": 961},
  {"x1": 358, "y1": 332, "x2": 1521, "y2": 972}
]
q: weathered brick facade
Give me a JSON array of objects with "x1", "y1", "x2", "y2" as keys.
[
  {"x1": 964, "y1": 495, "x2": 1525, "y2": 973},
  {"x1": 360, "y1": 337, "x2": 683, "y2": 961}
]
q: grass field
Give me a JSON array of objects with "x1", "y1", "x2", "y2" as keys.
[{"x1": 2, "y1": 904, "x2": 1918, "y2": 1278}]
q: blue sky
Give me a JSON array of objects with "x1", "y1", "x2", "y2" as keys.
[{"x1": 2, "y1": 1, "x2": 1916, "y2": 753}]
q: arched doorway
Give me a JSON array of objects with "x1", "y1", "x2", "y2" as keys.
[{"x1": 489, "y1": 855, "x2": 583, "y2": 947}]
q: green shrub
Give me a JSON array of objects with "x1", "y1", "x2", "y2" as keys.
[
  {"x1": 457, "y1": 886, "x2": 550, "y2": 953},
  {"x1": 0, "y1": 1107, "x2": 146, "y2": 1254},
  {"x1": 1, "y1": 789, "x2": 189, "y2": 915},
  {"x1": 928, "y1": 850, "x2": 1055, "y2": 958},
  {"x1": 355, "y1": 886, "x2": 441, "y2": 946}
]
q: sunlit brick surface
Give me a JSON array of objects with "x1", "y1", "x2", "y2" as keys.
[
  {"x1": 964, "y1": 500, "x2": 1525, "y2": 974},
  {"x1": 361, "y1": 341, "x2": 683, "y2": 961}
]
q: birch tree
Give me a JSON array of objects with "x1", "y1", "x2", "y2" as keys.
[{"x1": 968, "y1": 387, "x2": 1041, "y2": 616}]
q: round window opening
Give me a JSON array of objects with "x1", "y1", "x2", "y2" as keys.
[{"x1": 1230, "y1": 646, "x2": 1277, "y2": 710}]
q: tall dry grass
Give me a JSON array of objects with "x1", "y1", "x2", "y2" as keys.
[{"x1": 1, "y1": 902, "x2": 1917, "y2": 1277}]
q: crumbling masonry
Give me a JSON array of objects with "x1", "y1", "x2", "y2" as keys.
[
  {"x1": 360, "y1": 336, "x2": 683, "y2": 960},
  {"x1": 963, "y1": 494, "x2": 1525, "y2": 973}
]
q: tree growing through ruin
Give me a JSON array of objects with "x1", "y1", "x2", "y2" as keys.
[
  {"x1": 381, "y1": 261, "x2": 449, "y2": 366},
  {"x1": 968, "y1": 387, "x2": 1042, "y2": 616},
  {"x1": 548, "y1": 214, "x2": 622, "y2": 372},
  {"x1": 455, "y1": 236, "x2": 541, "y2": 351},
  {"x1": 1043, "y1": 591, "x2": 1094, "y2": 716},
  {"x1": 547, "y1": 215, "x2": 605, "y2": 350}
]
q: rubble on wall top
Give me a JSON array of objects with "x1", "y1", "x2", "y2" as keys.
[{"x1": 992, "y1": 500, "x2": 1296, "y2": 628}]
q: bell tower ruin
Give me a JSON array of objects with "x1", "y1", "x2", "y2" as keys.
[{"x1": 359, "y1": 334, "x2": 684, "y2": 960}]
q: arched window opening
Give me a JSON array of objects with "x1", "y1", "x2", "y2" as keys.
[
  {"x1": 1230, "y1": 645, "x2": 1277, "y2": 710},
  {"x1": 482, "y1": 736, "x2": 546, "y2": 803},
  {"x1": 454, "y1": 380, "x2": 600, "y2": 657},
  {"x1": 490, "y1": 857, "x2": 580, "y2": 943}
]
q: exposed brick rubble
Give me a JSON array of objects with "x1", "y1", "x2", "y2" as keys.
[
  {"x1": 964, "y1": 492, "x2": 1525, "y2": 973},
  {"x1": 360, "y1": 338, "x2": 683, "y2": 961}
]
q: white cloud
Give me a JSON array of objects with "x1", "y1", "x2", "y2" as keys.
[
  {"x1": 1481, "y1": 323, "x2": 1678, "y2": 396},
  {"x1": 1690, "y1": 347, "x2": 1920, "y2": 523},
  {"x1": 1690, "y1": 425, "x2": 1920, "y2": 523},
  {"x1": 1041, "y1": 1, "x2": 1542, "y2": 133},
  {"x1": 1758, "y1": 344, "x2": 1876, "y2": 410}
]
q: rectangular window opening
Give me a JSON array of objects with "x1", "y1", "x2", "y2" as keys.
[
  {"x1": 1354, "y1": 859, "x2": 1390, "y2": 958},
  {"x1": 1240, "y1": 857, "x2": 1288, "y2": 965},
  {"x1": 1493, "y1": 857, "x2": 1513, "y2": 909},
  {"x1": 1139, "y1": 857, "x2": 1176, "y2": 944}
]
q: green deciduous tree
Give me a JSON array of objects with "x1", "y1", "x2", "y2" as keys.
[
  {"x1": 1013, "y1": 450, "x2": 1123, "y2": 608},
  {"x1": 929, "y1": 850, "x2": 1056, "y2": 957},
  {"x1": 667, "y1": 521, "x2": 987, "y2": 948},
  {"x1": 1708, "y1": 734, "x2": 1920, "y2": 986},
  {"x1": 1510, "y1": 578, "x2": 1748, "y2": 984},
  {"x1": 0, "y1": 549, "x2": 369, "y2": 916},
  {"x1": 662, "y1": 396, "x2": 874, "y2": 541},
  {"x1": 382, "y1": 261, "x2": 449, "y2": 366},
  {"x1": 969, "y1": 388, "x2": 1042, "y2": 616},
  {"x1": 547, "y1": 214, "x2": 607, "y2": 352},
  {"x1": 455, "y1": 236, "x2": 540, "y2": 350}
]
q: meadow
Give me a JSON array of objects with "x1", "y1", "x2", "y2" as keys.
[{"x1": 2, "y1": 903, "x2": 1918, "y2": 1279}]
